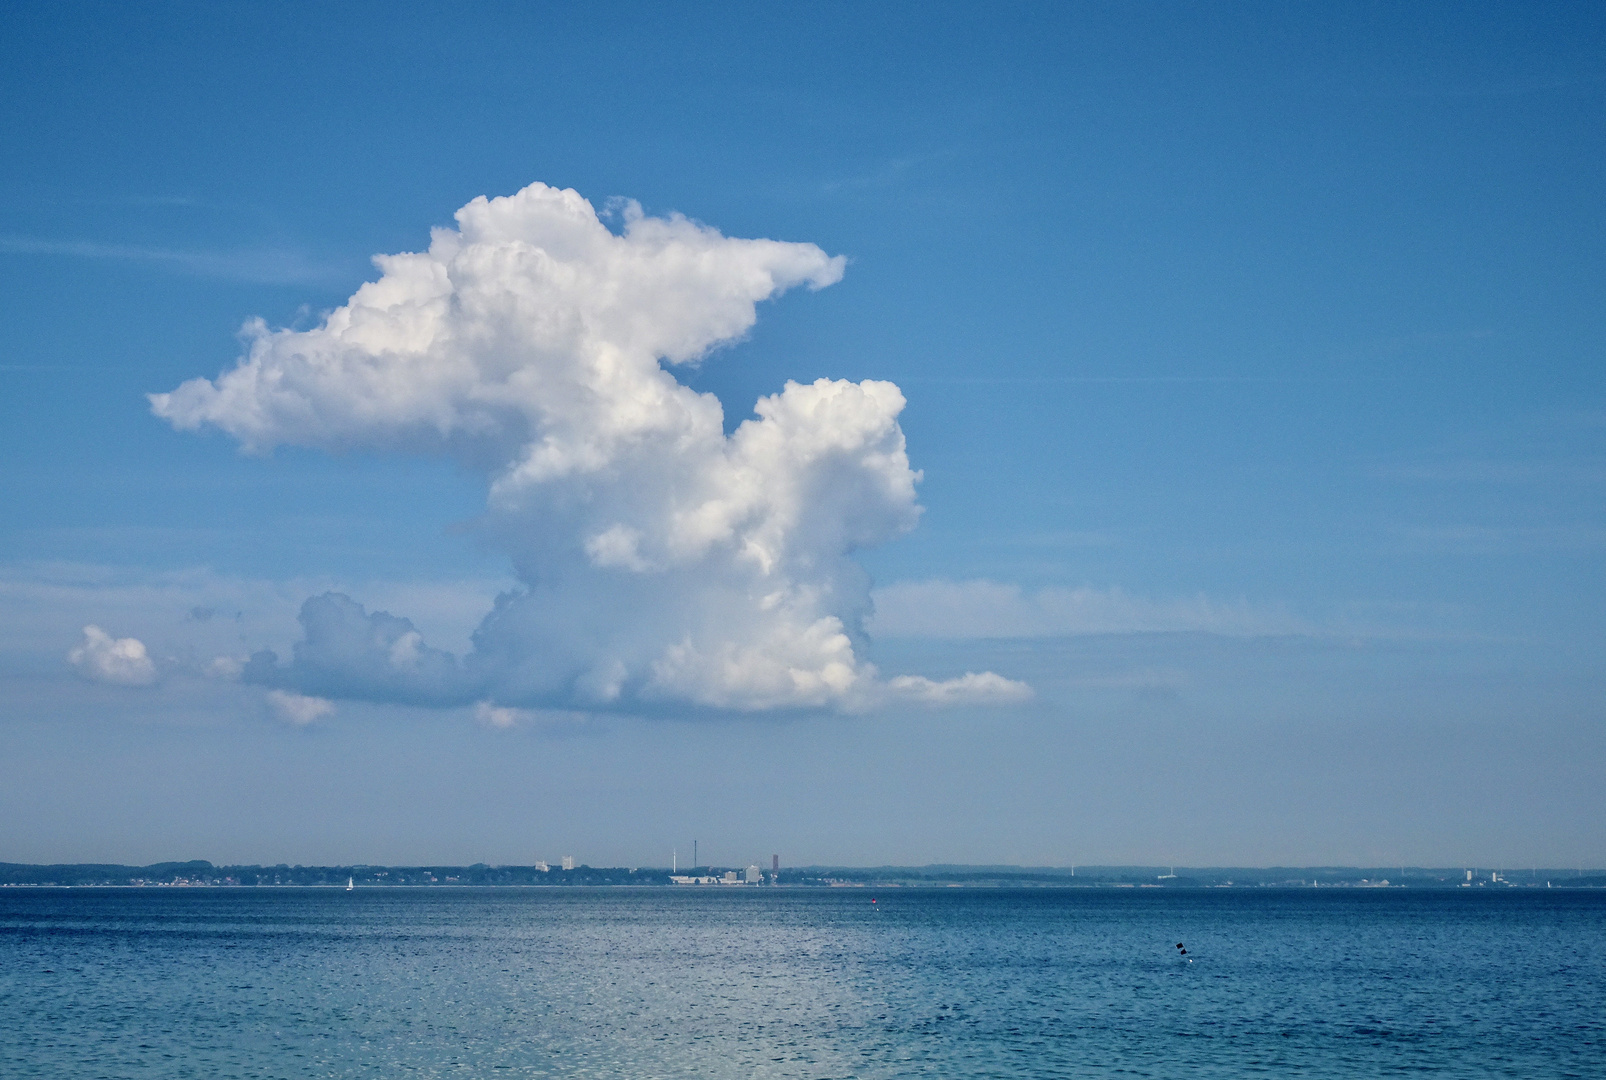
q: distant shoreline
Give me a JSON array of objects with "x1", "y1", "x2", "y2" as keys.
[{"x1": 4, "y1": 862, "x2": 1603, "y2": 890}]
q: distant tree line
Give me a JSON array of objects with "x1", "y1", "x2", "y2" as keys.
[{"x1": 0, "y1": 862, "x2": 672, "y2": 887}]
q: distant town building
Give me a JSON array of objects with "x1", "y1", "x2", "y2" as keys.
[
  {"x1": 534, "y1": 861, "x2": 549, "y2": 873},
  {"x1": 561, "y1": 856, "x2": 576, "y2": 871},
  {"x1": 670, "y1": 868, "x2": 770, "y2": 886}
]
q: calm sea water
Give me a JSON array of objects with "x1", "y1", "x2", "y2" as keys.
[{"x1": 1, "y1": 887, "x2": 1602, "y2": 1078}]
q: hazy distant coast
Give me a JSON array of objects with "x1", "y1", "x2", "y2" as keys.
[{"x1": 4, "y1": 862, "x2": 1602, "y2": 889}]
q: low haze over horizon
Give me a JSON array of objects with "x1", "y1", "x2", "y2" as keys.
[{"x1": 2, "y1": 2, "x2": 1602, "y2": 870}]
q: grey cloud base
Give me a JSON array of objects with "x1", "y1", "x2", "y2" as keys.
[
  {"x1": 243, "y1": 594, "x2": 473, "y2": 707},
  {"x1": 242, "y1": 591, "x2": 854, "y2": 714}
]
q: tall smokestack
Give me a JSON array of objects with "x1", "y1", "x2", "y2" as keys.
[{"x1": 772, "y1": 854, "x2": 779, "y2": 874}]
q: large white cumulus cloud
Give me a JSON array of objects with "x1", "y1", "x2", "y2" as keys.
[{"x1": 152, "y1": 183, "x2": 1027, "y2": 712}]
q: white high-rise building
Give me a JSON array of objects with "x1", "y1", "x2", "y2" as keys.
[
  {"x1": 744, "y1": 864, "x2": 762, "y2": 884},
  {"x1": 561, "y1": 856, "x2": 576, "y2": 871}
]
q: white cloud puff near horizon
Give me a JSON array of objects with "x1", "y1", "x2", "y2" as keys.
[
  {"x1": 150, "y1": 182, "x2": 1029, "y2": 714},
  {"x1": 68, "y1": 625, "x2": 158, "y2": 686}
]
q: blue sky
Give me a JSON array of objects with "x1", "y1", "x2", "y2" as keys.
[{"x1": 2, "y1": 2, "x2": 1602, "y2": 869}]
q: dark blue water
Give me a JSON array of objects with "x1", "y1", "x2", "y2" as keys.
[{"x1": 1, "y1": 887, "x2": 1602, "y2": 1078}]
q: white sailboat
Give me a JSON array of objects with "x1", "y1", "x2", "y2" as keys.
[{"x1": 346, "y1": 876, "x2": 354, "y2": 891}]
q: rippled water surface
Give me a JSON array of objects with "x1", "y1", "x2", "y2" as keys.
[{"x1": 2, "y1": 887, "x2": 1602, "y2": 1078}]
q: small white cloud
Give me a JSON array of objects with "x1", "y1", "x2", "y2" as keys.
[
  {"x1": 266, "y1": 689, "x2": 335, "y2": 725},
  {"x1": 205, "y1": 655, "x2": 245, "y2": 680},
  {"x1": 887, "y1": 671, "x2": 1034, "y2": 705},
  {"x1": 474, "y1": 700, "x2": 599, "y2": 731},
  {"x1": 474, "y1": 700, "x2": 526, "y2": 728},
  {"x1": 68, "y1": 625, "x2": 157, "y2": 686}
]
